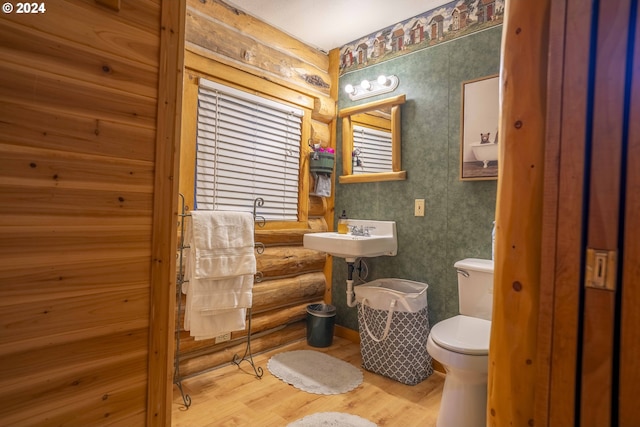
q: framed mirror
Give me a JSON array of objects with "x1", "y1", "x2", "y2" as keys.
[
  {"x1": 460, "y1": 75, "x2": 499, "y2": 181},
  {"x1": 338, "y1": 94, "x2": 406, "y2": 183}
]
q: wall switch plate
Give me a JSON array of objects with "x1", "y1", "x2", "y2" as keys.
[
  {"x1": 215, "y1": 332, "x2": 231, "y2": 343},
  {"x1": 415, "y1": 199, "x2": 425, "y2": 216}
]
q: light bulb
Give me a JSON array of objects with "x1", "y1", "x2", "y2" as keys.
[
  {"x1": 344, "y1": 84, "x2": 356, "y2": 95},
  {"x1": 360, "y1": 80, "x2": 372, "y2": 90},
  {"x1": 377, "y1": 75, "x2": 389, "y2": 85}
]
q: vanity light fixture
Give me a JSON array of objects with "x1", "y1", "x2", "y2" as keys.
[
  {"x1": 344, "y1": 75, "x2": 399, "y2": 101},
  {"x1": 344, "y1": 84, "x2": 357, "y2": 95}
]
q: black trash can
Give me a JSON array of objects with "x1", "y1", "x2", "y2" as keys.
[{"x1": 306, "y1": 303, "x2": 336, "y2": 347}]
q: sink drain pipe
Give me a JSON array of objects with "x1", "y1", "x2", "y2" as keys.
[{"x1": 346, "y1": 259, "x2": 357, "y2": 307}]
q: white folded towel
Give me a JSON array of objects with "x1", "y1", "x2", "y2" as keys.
[
  {"x1": 189, "y1": 308, "x2": 247, "y2": 341},
  {"x1": 183, "y1": 210, "x2": 257, "y2": 339},
  {"x1": 191, "y1": 274, "x2": 254, "y2": 312},
  {"x1": 187, "y1": 211, "x2": 256, "y2": 279},
  {"x1": 192, "y1": 246, "x2": 256, "y2": 279}
]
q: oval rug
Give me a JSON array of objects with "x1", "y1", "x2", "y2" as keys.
[
  {"x1": 287, "y1": 412, "x2": 377, "y2": 427},
  {"x1": 267, "y1": 350, "x2": 363, "y2": 394}
]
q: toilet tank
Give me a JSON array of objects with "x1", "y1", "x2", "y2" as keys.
[{"x1": 454, "y1": 258, "x2": 494, "y2": 320}]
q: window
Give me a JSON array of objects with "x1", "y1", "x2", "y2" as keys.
[
  {"x1": 352, "y1": 125, "x2": 393, "y2": 174},
  {"x1": 195, "y1": 79, "x2": 303, "y2": 221}
]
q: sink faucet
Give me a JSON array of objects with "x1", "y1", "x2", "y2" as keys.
[
  {"x1": 350, "y1": 225, "x2": 364, "y2": 236},
  {"x1": 350, "y1": 225, "x2": 376, "y2": 236}
]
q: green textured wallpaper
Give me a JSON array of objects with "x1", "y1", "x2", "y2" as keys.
[{"x1": 333, "y1": 26, "x2": 502, "y2": 331}]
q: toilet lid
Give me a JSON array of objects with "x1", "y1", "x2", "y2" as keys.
[{"x1": 430, "y1": 315, "x2": 491, "y2": 355}]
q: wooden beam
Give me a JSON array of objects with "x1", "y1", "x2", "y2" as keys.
[
  {"x1": 146, "y1": 1, "x2": 185, "y2": 426},
  {"x1": 487, "y1": 0, "x2": 550, "y2": 426}
]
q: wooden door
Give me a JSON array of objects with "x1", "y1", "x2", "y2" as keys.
[
  {"x1": 618, "y1": 2, "x2": 640, "y2": 423},
  {"x1": 541, "y1": 0, "x2": 640, "y2": 426},
  {"x1": 579, "y1": 0, "x2": 630, "y2": 424}
]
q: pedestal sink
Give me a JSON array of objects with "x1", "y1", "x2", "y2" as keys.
[{"x1": 303, "y1": 220, "x2": 397, "y2": 261}]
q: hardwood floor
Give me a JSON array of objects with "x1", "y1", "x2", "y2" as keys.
[{"x1": 172, "y1": 337, "x2": 444, "y2": 426}]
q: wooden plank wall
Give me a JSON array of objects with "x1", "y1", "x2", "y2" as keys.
[
  {"x1": 175, "y1": 0, "x2": 337, "y2": 379},
  {"x1": 0, "y1": 0, "x2": 183, "y2": 425}
]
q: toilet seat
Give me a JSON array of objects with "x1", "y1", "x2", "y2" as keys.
[{"x1": 429, "y1": 315, "x2": 491, "y2": 355}]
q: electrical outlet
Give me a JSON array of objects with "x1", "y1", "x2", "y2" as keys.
[
  {"x1": 414, "y1": 199, "x2": 425, "y2": 216},
  {"x1": 215, "y1": 332, "x2": 231, "y2": 343}
]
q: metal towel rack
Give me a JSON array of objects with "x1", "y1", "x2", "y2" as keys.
[
  {"x1": 173, "y1": 194, "x2": 265, "y2": 409},
  {"x1": 231, "y1": 197, "x2": 265, "y2": 379}
]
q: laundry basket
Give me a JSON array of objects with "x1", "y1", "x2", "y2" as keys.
[{"x1": 355, "y1": 278, "x2": 433, "y2": 385}]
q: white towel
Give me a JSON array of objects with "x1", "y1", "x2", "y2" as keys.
[
  {"x1": 187, "y1": 211, "x2": 256, "y2": 279},
  {"x1": 183, "y1": 275, "x2": 253, "y2": 333},
  {"x1": 191, "y1": 275, "x2": 254, "y2": 312},
  {"x1": 190, "y1": 210, "x2": 255, "y2": 250},
  {"x1": 189, "y1": 308, "x2": 247, "y2": 341},
  {"x1": 183, "y1": 210, "x2": 257, "y2": 338}
]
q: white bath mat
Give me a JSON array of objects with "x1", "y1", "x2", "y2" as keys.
[
  {"x1": 267, "y1": 350, "x2": 363, "y2": 394},
  {"x1": 287, "y1": 412, "x2": 377, "y2": 427}
]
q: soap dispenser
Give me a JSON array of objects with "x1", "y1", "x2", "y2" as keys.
[{"x1": 338, "y1": 210, "x2": 349, "y2": 234}]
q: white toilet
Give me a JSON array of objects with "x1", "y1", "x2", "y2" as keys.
[{"x1": 426, "y1": 258, "x2": 494, "y2": 427}]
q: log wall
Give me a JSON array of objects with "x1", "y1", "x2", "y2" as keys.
[
  {"x1": 176, "y1": 0, "x2": 336, "y2": 378},
  {"x1": 0, "y1": 1, "x2": 184, "y2": 426}
]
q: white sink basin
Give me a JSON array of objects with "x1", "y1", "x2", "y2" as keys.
[{"x1": 303, "y1": 220, "x2": 397, "y2": 260}]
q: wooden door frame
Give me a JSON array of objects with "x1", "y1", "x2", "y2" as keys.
[{"x1": 147, "y1": 1, "x2": 186, "y2": 426}]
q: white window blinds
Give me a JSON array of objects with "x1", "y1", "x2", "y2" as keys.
[
  {"x1": 195, "y1": 79, "x2": 303, "y2": 221},
  {"x1": 352, "y1": 125, "x2": 393, "y2": 174}
]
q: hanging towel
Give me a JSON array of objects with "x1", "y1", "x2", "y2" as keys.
[
  {"x1": 188, "y1": 211, "x2": 256, "y2": 279},
  {"x1": 188, "y1": 308, "x2": 247, "y2": 341},
  {"x1": 190, "y1": 274, "x2": 254, "y2": 313},
  {"x1": 183, "y1": 276, "x2": 253, "y2": 332},
  {"x1": 183, "y1": 210, "x2": 257, "y2": 338}
]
